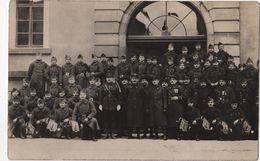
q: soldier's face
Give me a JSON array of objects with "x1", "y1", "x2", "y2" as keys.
[
  {"x1": 101, "y1": 57, "x2": 107, "y2": 62},
  {"x1": 200, "y1": 82, "x2": 206, "y2": 87},
  {"x1": 120, "y1": 59, "x2": 126, "y2": 63},
  {"x1": 65, "y1": 59, "x2": 71, "y2": 63},
  {"x1": 12, "y1": 91, "x2": 19, "y2": 97},
  {"x1": 228, "y1": 64, "x2": 235, "y2": 70},
  {"x1": 219, "y1": 80, "x2": 226, "y2": 86},
  {"x1": 92, "y1": 56, "x2": 98, "y2": 62},
  {"x1": 30, "y1": 91, "x2": 36, "y2": 96},
  {"x1": 89, "y1": 79, "x2": 95, "y2": 85},
  {"x1": 147, "y1": 59, "x2": 152, "y2": 64},
  {"x1": 193, "y1": 55, "x2": 199, "y2": 60},
  {"x1": 95, "y1": 81, "x2": 101, "y2": 86},
  {"x1": 204, "y1": 61, "x2": 211, "y2": 67},
  {"x1": 69, "y1": 78, "x2": 75, "y2": 84},
  {"x1": 78, "y1": 58, "x2": 83, "y2": 62},
  {"x1": 131, "y1": 77, "x2": 139, "y2": 84},
  {"x1": 139, "y1": 56, "x2": 145, "y2": 62},
  {"x1": 45, "y1": 94, "x2": 51, "y2": 99},
  {"x1": 152, "y1": 60, "x2": 157, "y2": 64},
  {"x1": 213, "y1": 62, "x2": 219, "y2": 66},
  {"x1": 231, "y1": 103, "x2": 238, "y2": 109},
  {"x1": 208, "y1": 100, "x2": 214, "y2": 107},
  {"x1": 208, "y1": 55, "x2": 214, "y2": 61},
  {"x1": 184, "y1": 79, "x2": 190, "y2": 84},
  {"x1": 241, "y1": 82, "x2": 247, "y2": 87},
  {"x1": 218, "y1": 45, "x2": 224, "y2": 51},
  {"x1": 108, "y1": 61, "x2": 113, "y2": 65},
  {"x1": 51, "y1": 60, "x2": 57, "y2": 65},
  {"x1": 73, "y1": 92, "x2": 78, "y2": 97},
  {"x1": 59, "y1": 102, "x2": 66, "y2": 108},
  {"x1": 131, "y1": 56, "x2": 136, "y2": 61},
  {"x1": 182, "y1": 49, "x2": 188, "y2": 54},
  {"x1": 59, "y1": 92, "x2": 65, "y2": 97},
  {"x1": 162, "y1": 82, "x2": 168, "y2": 87},
  {"x1": 13, "y1": 100, "x2": 20, "y2": 106},
  {"x1": 188, "y1": 102, "x2": 194, "y2": 107},
  {"x1": 195, "y1": 44, "x2": 201, "y2": 50},
  {"x1": 122, "y1": 80, "x2": 128, "y2": 85},
  {"x1": 208, "y1": 48, "x2": 214, "y2": 52},
  {"x1": 152, "y1": 79, "x2": 159, "y2": 85},
  {"x1": 23, "y1": 81, "x2": 29, "y2": 87},
  {"x1": 168, "y1": 60, "x2": 173, "y2": 65},
  {"x1": 194, "y1": 64, "x2": 200, "y2": 68},
  {"x1": 180, "y1": 58, "x2": 186, "y2": 63},
  {"x1": 51, "y1": 79, "x2": 57, "y2": 84},
  {"x1": 38, "y1": 103, "x2": 44, "y2": 109},
  {"x1": 170, "y1": 79, "x2": 177, "y2": 84},
  {"x1": 80, "y1": 92, "x2": 87, "y2": 99},
  {"x1": 168, "y1": 44, "x2": 174, "y2": 51},
  {"x1": 179, "y1": 64, "x2": 185, "y2": 70},
  {"x1": 141, "y1": 79, "x2": 148, "y2": 85},
  {"x1": 106, "y1": 77, "x2": 113, "y2": 83}
]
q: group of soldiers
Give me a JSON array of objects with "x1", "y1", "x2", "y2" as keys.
[{"x1": 9, "y1": 42, "x2": 259, "y2": 141}]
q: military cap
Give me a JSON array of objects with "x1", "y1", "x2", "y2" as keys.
[
  {"x1": 182, "y1": 46, "x2": 188, "y2": 50},
  {"x1": 80, "y1": 88, "x2": 88, "y2": 94},
  {"x1": 139, "y1": 53, "x2": 145, "y2": 57},
  {"x1": 246, "y1": 57, "x2": 253, "y2": 65},
  {"x1": 168, "y1": 56, "x2": 174, "y2": 61},
  {"x1": 106, "y1": 72, "x2": 114, "y2": 78},
  {"x1": 168, "y1": 74, "x2": 177, "y2": 79},
  {"x1": 51, "y1": 56, "x2": 57, "y2": 61},
  {"x1": 89, "y1": 76, "x2": 95, "y2": 81},
  {"x1": 120, "y1": 55, "x2": 126, "y2": 59},
  {"x1": 59, "y1": 98, "x2": 68, "y2": 104},
  {"x1": 146, "y1": 56, "x2": 152, "y2": 60},
  {"x1": 218, "y1": 42, "x2": 223, "y2": 46},
  {"x1": 100, "y1": 53, "x2": 106, "y2": 58},
  {"x1": 68, "y1": 75, "x2": 75, "y2": 79},
  {"x1": 208, "y1": 44, "x2": 214, "y2": 49},
  {"x1": 195, "y1": 42, "x2": 201, "y2": 46},
  {"x1": 51, "y1": 76, "x2": 58, "y2": 80},
  {"x1": 152, "y1": 57, "x2": 157, "y2": 60},
  {"x1": 91, "y1": 54, "x2": 98, "y2": 58},
  {"x1": 77, "y1": 54, "x2": 83, "y2": 59},
  {"x1": 59, "y1": 88, "x2": 65, "y2": 93},
  {"x1": 65, "y1": 55, "x2": 71, "y2": 60},
  {"x1": 152, "y1": 76, "x2": 160, "y2": 81},
  {"x1": 187, "y1": 97, "x2": 195, "y2": 104},
  {"x1": 30, "y1": 87, "x2": 36, "y2": 92}
]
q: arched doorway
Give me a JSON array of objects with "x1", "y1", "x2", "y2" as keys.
[{"x1": 119, "y1": 1, "x2": 214, "y2": 59}]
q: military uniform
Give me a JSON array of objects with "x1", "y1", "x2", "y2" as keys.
[
  {"x1": 28, "y1": 59, "x2": 48, "y2": 97},
  {"x1": 48, "y1": 83, "x2": 62, "y2": 98},
  {"x1": 8, "y1": 103, "x2": 27, "y2": 138},
  {"x1": 24, "y1": 95, "x2": 39, "y2": 115},
  {"x1": 161, "y1": 51, "x2": 177, "y2": 66},
  {"x1": 138, "y1": 61, "x2": 147, "y2": 78},
  {"x1": 148, "y1": 64, "x2": 162, "y2": 80},
  {"x1": 19, "y1": 85, "x2": 30, "y2": 101},
  {"x1": 115, "y1": 61, "x2": 130, "y2": 80},
  {"x1": 30, "y1": 106, "x2": 51, "y2": 137},
  {"x1": 68, "y1": 96, "x2": 80, "y2": 110},
  {"x1": 61, "y1": 62, "x2": 75, "y2": 87},
  {"x1": 205, "y1": 65, "x2": 225, "y2": 84},
  {"x1": 216, "y1": 50, "x2": 230, "y2": 67},
  {"x1": 163, "y1": 63, "x2": 175, "y2": 79},
  {"x1": 45, "y1": 64, "x2": 62, "y2": 86},
  {"x1": 44, "y1": 96, "x2": 55, "y2": 112},
  {"x1": 88, "y1": 60, "x2": 104, "y2": 79},
  {"x1": 74, "y1": 61, "x2": 89, "y2": 88},
  {"x1": 129, "y1": 60, "x2": 139, "y2": 74},
  {"x1": 65, "y1": 83, "x2": 81, "y2": 98},
  {"x1": 72, "y1": 99, "x2": 100, "y2": 140}
]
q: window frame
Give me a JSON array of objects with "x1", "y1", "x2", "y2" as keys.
[{"x1": 16, "y1": 0, "x2": 44, "y2": 47}]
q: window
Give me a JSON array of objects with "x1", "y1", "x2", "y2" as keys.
[{"x1": 16, "y1": 0, "x2": 44, "y2": 47}]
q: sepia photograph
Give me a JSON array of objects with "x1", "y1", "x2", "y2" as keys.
[{"x1": 5, "y1": 0, "x2": 260, "y2": 160}]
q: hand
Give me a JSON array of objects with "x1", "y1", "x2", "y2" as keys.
[
  {"x1": 116, "y1": 105, "x2": 121, "y2": 111},
  {"x1": 91, "y1": 72, "x2": 95, "y2": 75},
  {"x1": 64, "y1": 118, "x2": 69, "y2": 122},
  {"x1": 89, "y1": 98, "x2": 94, "y2": 102},
  {"x1": 99, "y1": 105, "x2": 103, "y2": 111},
  {"x1": 171, "y1": 96, "x2": 178, "y2": 100},
  {"x1": 212, "y1": 119, "x2": 217, "y2": 124},
  {"x1": 36, "y1": 120, "x2": 41, "y2": 124},
  {"x1": 13, "y1": 118, "x2": 17, "y2": 123},
  {"x1": 65, "y1": 72, "x2": 70, "y2": 76},
  {"x1": 192, "y1": 120, "x2": 197, "y2": 125},
  {"x1": 27, "y1": 113, "x2": 32, "y2": 117},
  {"x1": 234, "y1": 119, "x2": 239, "y2": 125},
  {"x1": 80, "y1": 73, "x2": 84, "y2": 77}
]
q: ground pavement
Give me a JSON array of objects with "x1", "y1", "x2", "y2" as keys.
[{"x1": 8, "y1": 138, "x2": 258, "y2": 160}]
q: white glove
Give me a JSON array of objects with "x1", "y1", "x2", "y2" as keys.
[
  {"x1": 84, "y1": 118, "x2": 89, "y2": 122},
  {"x1": 36, "y1": 120, "x2": 40, "y2": 124},
  {"x1": 116, "y1": 105, "x2": 121, "y2": 111},
  {"x1": 64, "y1": 118, "x2": 69, "y2": 122},
  {"x1": 13, "y1": 118, "x2": 17, "y2": 123},
  {"x1": 212, "y1": 119, "x2": 217, "y2": 124},
  {"x1": 99, "y1": 105, "x2": 103, "y2": 111},
  {"x1": 192, "y1": 120, "x2": 197, "y2": 125}
]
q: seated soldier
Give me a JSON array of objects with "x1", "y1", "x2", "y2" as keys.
[
  {"x1": 9, "y1": 88, "x2": 24, "y2": 106},
  {"x1": 73, "y1": 89, "x2": 100, "y2": 141},
  {"x1": 24, "y1": 88, "x2": 39, "y2": 120},
  {"x1": 53, "y1": 99, "x2": 74, "y2": 139},
  {"x1": 53, "y1": 89, "x2": 68, "y2": 111},
  {"x1": 65, "y1": 76, "x2": 81, "y2": 98},
  {"x1": 8, "y1": 99, "x2": 27, "y2": 139},
  {"x1": 225, "y1": 100, "x2": 254, "y2": 140},
  {"x1": 68, "y1": 88, "x2": 80, "y2": 110},
  {"x1": 43, "y1": 91, "x2": 55, "y2": 112},
  {"x1": 30, "y1": 98, "x2": 51, "y2": 138},
  {"x1": 184, "y1": 98, "x2": 202, "y2": 141}
]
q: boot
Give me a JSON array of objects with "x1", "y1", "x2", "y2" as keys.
[
  {"x1": 163, "y1": 127, "x2": 167, "y2": 140},
  {"x1": 137, "y1": 129, "x2": 141, "y2": 139}
]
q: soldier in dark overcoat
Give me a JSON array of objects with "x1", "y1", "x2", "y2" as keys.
[
  {"x1": 98, "y1": 73, "x2": 121, "y2": 139},
  {"x1": 87, "y1": 54, "x2": 104, "y2": 80},
  {"x1": 24, "y1": 88, "x2": 39, "y2": 120},
  {"x1": 163, "y1": 56, "x2": 175, "y2": 79},
  {"x1": 8, "y1": 99, "x2": 27, "y2": 139},
  {"x1": 125, "y1": 73, "x2": 144, "y2": 139},
  {"x1": 45, "y1": 56, "x2": 62, "y2": 87},
  {"x1": 147, "y1": 77, "x2": 167, "y2": 140},
  {"x1": 161, "y1": 43, "x2": 178, "y2": 66},
  {"x1": 47, "y1": 77, "x2": 62, "y2": 99},
  {"x1": 65, "y1": 76, "x2": 81, "y2": 98},
  {"x1": 19, "y1": 78, "x2": 31, "y2": 101},
  {"x1": 30, "y1": 98, "x2": 51, "y2": 138},
  {"x1": 27, "y1": 52, "x2": 48, "y2": 98},
  {"x1": 115, "y1": 56, "x2": 130, "y2": 80},
  {"x1": 73, "y1": 89, "x2": 100, "y2": 141},
  {"x1": 129, "y1": 54, "x2": 139, "y2": 74},
  {"x1": 74, "y1": 54, "x2": 89, "y2": 88},
  {"x1": 138, "y1": 53, "x2": 147, "y2": 78},
  {"x1": 166, "y1": 75, "x2": 184, "y2": 139},
  {"x1": 61, "y1": 55, "x2": 75, "y2": 87},
  {"x1": 216, "y1": 42, "x2": 230, "y2": 67}
]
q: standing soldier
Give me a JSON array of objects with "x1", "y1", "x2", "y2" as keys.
[
  {"x1": 68, "y1": 88, "x2": 80, "y2": 110},
  {"x1": 140, "y1": 77, "x2": 150, "y2": 138},
  {"x1": 30, "y1": 98, "x2": 51, "y2": 138},
  {"x1": 24, "y1": 88, "x2": 39, "y2": 119},
  {"x1": 74, "y1": 54, "x2": 89, "y2": 89},
  {"x1": 73, "y1": 89, "x2": 100, "y2": 141},
  {"x1": 88, "y1": 54, "x2": 104, "y2": 80},
  {"x1": 225, "y1": 62, "x2": 239, "y2": 88},
  {"x1": 8, "y1": 99, "x2": 27, "y2": 139},
  {"x1": 148, "y1": 57, "x2": 162, "y2": 80},
  {"x1": 206, "y1": 44, "x2": 217, "y2": 63},
  {"x1": 145, "y1": 56, "x2": 153, "y2": 82},
  {"x1": 194, "y1": 42, "x2": 206, "y2": 62},
  {"x1": 166, "y1": 75, "x2": 184, "y2": 140},
  {"x1": 106, "y1": 58, "x2": 116, "y2": 78},
  {"x1": 45, "y1": 56, "x2": 62, "y2": 87},
  {"x1": 125, "y1": 73, "x2": 144, "y2": 139},
  {"x1": 53, "y1": 89, "x2": 68, "y2": 111},
  {"x1": 43, "y1": 91, "x2": 55, "y2": 112},
  {"x1": 61, "y1": 55, "x2": 75, "y2": 87},
  {"x1": 100, "y1": 53, "x2": 109, "y2": 82},
  {"x1": 161, "y1": 43, "x2": 177, "y2": 66},
  {"x1": 147, "y1": 77, "x2": 167, "y2": 140},
  {"x1": 99, "y1": 73, "x2": 121, "y2": 139},
  {"x1": 65, "y1": 76, "x2": 81, "y2": 98},
  {"x1": 205, "y1": 60, "x2": 225, "y2": 87},
  {"x1": 115, "y1": 56, "x2": 130, "y2": 80},
  {"x1": 129, "y1": 53, "x2": 139, "y2": 74},
  {"x1": 197, "y1": 78, "x2": 213, "y2": 112},
  {"x1": 138, "y1": 53, "x2": 147, "y2": 78},
  {"x1": 188, "y1": 62, "x2": 204, "y2": 87},
  {"x1": 27, "y1": 52, "x2": 48, "y2": 98},
  {"x1": 178, "y1": 46, "x2": 191, "y2": 63}
]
